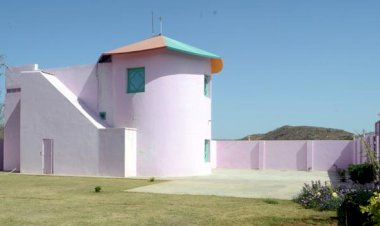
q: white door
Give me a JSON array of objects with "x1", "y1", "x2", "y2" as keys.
[{"x1": 42, "y1": 139, "x2": 54, "y2": 174}]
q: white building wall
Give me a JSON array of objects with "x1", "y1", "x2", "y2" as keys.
[{"x1": 124, "y1": 128, "x2": 137, "y2": 177}]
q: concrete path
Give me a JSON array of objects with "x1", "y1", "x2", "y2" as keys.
[{"x1": 127, "y1": 169, "x2": 334, "y2": 200}]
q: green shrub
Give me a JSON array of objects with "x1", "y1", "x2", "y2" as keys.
[
  {"x1": 337, "y1": 190, "x2": 373, "y2": 226},
  {"x1": 148, "y1": 177, "x2": 155, "y2": 182},
  {"x1": 294, "y1": 180, "x2": 343, "y2": 211},
  {"x1": 348, "y1": 163, "x2": 375, "y2": 184},
  {"x1": 361, "y1": 192, "x2": 380, "y2": 225},
  {"x1": 94, "y1": 186, "x2": 102, "y2": 193},
  {"x1": 338, "y1": 169, "x2": 347, "y2": 182}
]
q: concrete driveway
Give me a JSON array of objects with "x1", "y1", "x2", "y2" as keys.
[{"x1": 127, "y1": 169, "x2": 334, "y2": 200}]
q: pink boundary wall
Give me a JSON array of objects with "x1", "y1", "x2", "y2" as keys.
[{"x1": 214, "y1": 140, "x2": 361, "y2": 171}]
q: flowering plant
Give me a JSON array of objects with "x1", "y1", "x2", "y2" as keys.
[{"x1": 294, "y1": 180, "x2": 343, "y2": 211}]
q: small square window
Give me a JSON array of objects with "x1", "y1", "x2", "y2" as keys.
[
  {"x1": 204, "y1": 139, "x2": 210, "y2": 162},
  {"x1": 204, "y1": 75, "x2": 210, "y2": 97},
  {"x1": 99, "y1": 112, "x2": 106, "y2": 120},
  {"x1": 127, "y1": 67, "x2": 145, "y2": 93}
]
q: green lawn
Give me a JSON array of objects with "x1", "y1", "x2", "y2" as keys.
[{"x1": 0, "y1": 173, "x2": 336, "y2": 225}]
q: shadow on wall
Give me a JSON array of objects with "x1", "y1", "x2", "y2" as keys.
[
  {"x1": 250, "y1": 142, "x2": 260, "y2": 169},
  {"x1": 327, "y1": 141, "x2": 357, "y2": 186},
  {"x1": 77, "y1": 99, "x2": 109, "y2": 127},
  {"x1": 327, "y1": 143, "x2": 354, "y2": 171},
  {"x1": 0, "y1": 139, "x2": 3, "y2": 171},
  {"x1": 216, "y1": 141, "x2": 260, "y2": 169},
  {"x1": 78, "y1": 66, "x2": 98, "y2": 114},
  {"x1": 296, "y1": 142, "x2": 308, "y2": 170}
]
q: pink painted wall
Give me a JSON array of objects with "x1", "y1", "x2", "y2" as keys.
[
  {"x1": 45, "y1": 65, "x2": 98, "y2": 115},
  {"x1": 0, "y1": 139, "x2": 3, "y2": 171},
  {"x1": 18, "y1": 72, "x2": 101, "y2": 175},
  {"x1": 4, "y1": 68, "x2": 135, "y2": 177},
  {"x1": 7, "y1": 48, "x2": 215, "y2": 177},
  {"x1": 215, "y1": 140, "x2": 355, "y2": 171},
  {"x1": 35, "y1": 48, "x2": 213, "y2": 177},
  {"x1": 265, "y1": 141, "x2": 307, "y2": 170},
  {"x1": 109, "y1": 49, "x2": 212, "y2": 176},
  {"x1": 216, "y1": 141, "x2": 259, "y2": 169},
  {"x1": 4, "y1": 96, "x2": 21, "y2": 172},
  {"x1": 99, "y1": 128, "x2": 137, "y2": 177},
  {"x1": 45, "y1": 65, "x2": 94, "y2": 96},
  {"x1": 312, "y1": 141, "x2": 354, "y2": 170}
]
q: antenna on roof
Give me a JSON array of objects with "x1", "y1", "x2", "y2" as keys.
[
  {"x1": 159, "y1": 16, "x2": 163, "y2": 35},
  {"x1": 151, "y1": 11, "x2": 155, "y2": 36}
]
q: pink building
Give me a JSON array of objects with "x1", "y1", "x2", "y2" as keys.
[{"x1": 3, "y1": 35, "x2": 223, "y2": 177}]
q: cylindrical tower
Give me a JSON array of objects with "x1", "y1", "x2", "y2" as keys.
[{"x1": 98, "y1": 36, "x2": 223, "y2": 177}]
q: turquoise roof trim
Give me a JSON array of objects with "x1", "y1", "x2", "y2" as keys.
[{"x1": 163, "y1": 36, "x2": 220, "y2": 59}]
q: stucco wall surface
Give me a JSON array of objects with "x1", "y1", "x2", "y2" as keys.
[
  {"x1": 265, "y1": 141, "x2": 308, "y2": 170},
  {"x1": 99, "y1": 128, "x2": 137, "y2": 177},
  {"x1": 215, "y1": 140, "x2": 355, "y2": 171},
  {"x1": 215, "y1": 141, "x2": 260, "y2": 169},
  {"x1": 0, "y1": 140, "x2": 3, "y2": 171},
  {"x1": 3, "y1": 90, "x2": 21, "y2": 171},
  {"x1": 18, "y1": 71, "x2": 101, "y2": 175},
  {"x1": 45, "y1": 64, "x2": 98, "y2": 115},
  {"x1": 312, "y1": 141, "x2": 354, "y2": 170},
  {"x1": 5, "y1": 47, "x2": 217, "y2": 177},
  {"x1": 107, "y1": 49, "x2": 212, "y2": 177}
]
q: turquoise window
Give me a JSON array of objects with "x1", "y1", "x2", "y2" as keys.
[
  {"x1": 204, "y1": 75, "x2": 210, "y2": 97},
  {"x1": 99, "y1": 112, "x2": 106, "y2": 120},
  {"x1": 204, "y1": 139, "x2": 210, "y2": 162},
  {"x1": 127, "y1": 67, "x2": 145, "y2": 93}
]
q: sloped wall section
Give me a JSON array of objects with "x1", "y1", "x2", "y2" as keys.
[
  {"x1": 3, "y1": 69, "x2": 136, "y2": 177},
  {"x1": 18, "y1": 71, "x2": 102, "y2": 175}
]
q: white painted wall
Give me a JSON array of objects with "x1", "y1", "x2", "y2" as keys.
[{"x1": 124, "y1": 128, "x2": 137, "y2": 177}]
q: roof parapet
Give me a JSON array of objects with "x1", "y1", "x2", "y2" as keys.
[{"x1": 7, "y1": 64, "x2": 39, "y2": 73}]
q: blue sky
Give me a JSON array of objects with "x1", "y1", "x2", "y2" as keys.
[{"x1": 1, "y1": 0, "x2": 380, "y2": 139}]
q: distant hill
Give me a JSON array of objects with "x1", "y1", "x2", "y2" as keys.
[{"x1": 242, "y1": 125, "x2": 353, "y2": 140}]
